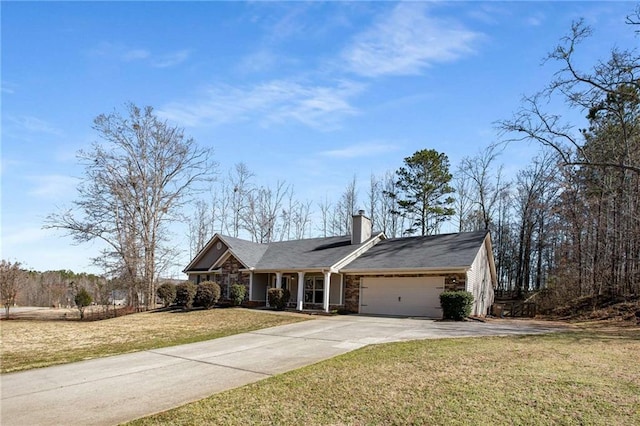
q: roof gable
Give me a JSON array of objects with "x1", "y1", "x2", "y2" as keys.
[{"x1": 183, "y1": 234, "x2": 268, "y2": 273}]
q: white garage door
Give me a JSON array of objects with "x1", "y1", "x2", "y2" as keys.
[{"x1": 360, "y1": 277, "x2": 444, "y2": 317}]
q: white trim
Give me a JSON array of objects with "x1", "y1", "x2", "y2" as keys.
[
  {"x1": 340, "y1": 267, "x2": 469, "y2": 275},
  {"x1": 182, "y1": 234, "x2": 222, "y2": 273},
  {"x1": 331, "y1": 232, "x2": 386, "y2": 271}
]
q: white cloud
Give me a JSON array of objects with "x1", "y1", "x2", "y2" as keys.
[
  {"x1": 153, "y1": 49, "x2": 191, "y2": 68},
  {"x1": 342, "y1": 3, "x2": 482, "y2": 77},
  {"x1": 121, "y1": 48, "x2": 151, "y2": 61},
  {"x1": 7, "y1": 115, "x2": 62, "y2": 136},
  {"x1": 319, "y1": 142, "x2": 400, "y2": 159},
  {"x1": 1, "y1": 226, "x2": 53, "y2": 247},
  {"x1": 159, "y1": 79, "x2": 364, "y2": 130},
  {"x1": 27, "y1": 175, "x2": 79, "y2": 200},
  {"x1": 525, "y1": 13, "x2": 545, "y2": 27},
  {"x1": 1, "y1": 80, "x2": 17, "y2": 94},
  {"x1": 238, "y1": 49, "x2": 280, "y2": 74},
  {"x1": 88, "y1": 43, "x2": 189, "y2": 68}
]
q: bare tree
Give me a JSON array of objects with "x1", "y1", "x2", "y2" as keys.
[
  {"x1": 317, "y1": 195, "x2": 332, "y2": 237},
  {"x1": 513, "y1": 152, "x2": 559, "y2": 297},
  {"x1": 45, "y1": 103, "x2": 215, "y2": 310},
  {"x1": 244, "y1": 181, "x2": 289, "y2": 243},
  {"x1": 499, "y1": 12, "x2": 640, "y2": 301},
  {"x1": 226, "y1": 163, "x2": 254, "y2": 238},
  {"x1": 453, "y1": 173, "x2": 473, "y2": 232},
  {"x1": 380, "y1": 171, "x2": 403, "y2": 238},
  {"x1": 367, "y1": 174, "x2": 380, "y2": 230},
  {"x1": 1, "y1": 260, "x2": 23, "y2": 317},
  {"x1": 291, "y1": 199, "x2": 313, "y2": 239},
  {"x1": 457, "y1": 145, "x2": 506, "y2": 231},
  {"x1": 333, "y1": 175, "x2": 358, "y2": 235},
  {"x1": 188, "y1": 200, "x2": 213, "y2": 258}
]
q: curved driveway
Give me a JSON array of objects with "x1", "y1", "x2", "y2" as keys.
[{"x1": 1, "y1": 315, "x2": 565, "y2": 426}]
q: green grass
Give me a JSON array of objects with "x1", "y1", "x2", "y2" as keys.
[
  {"x1": 0, "y1": 308, "x2": 308, "y2": 373},
  {"x1": 128, "y1": 327, "x2": 640, "y2": 426}
]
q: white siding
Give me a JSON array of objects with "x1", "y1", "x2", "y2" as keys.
[{"x1": 466, "y1": 240, "x2": 495, "y2": 316}]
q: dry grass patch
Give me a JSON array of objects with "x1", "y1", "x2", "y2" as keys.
[
  {"x1": 0, "y1": 308, "x2": 308, "y2": 373},
  {"x1": 129, "y1": 327, "x2": 640, "y2": 426}
]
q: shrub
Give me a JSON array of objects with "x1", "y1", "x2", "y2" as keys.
[
  {"x1": 194, "y1": 281, "x2": 221, "y2": 309},
  {"x1": 229, "y1": 283, "x2": 246, "y2": 306},
  {"x1": 440, "y1": 291, "x2": 474, "y2": 320},
  {"x1": 74, "y1": 287, "x2": 93, "y2": 320},
  {"x1": 268, "y1": 287, "x2": 290, "y2": 311},
  {"x1": 175, "y1": 282, "x2": 197, "y2": 309},
  {"x1": 157, "y1": 283, "x2": 177, "y2": 307}
]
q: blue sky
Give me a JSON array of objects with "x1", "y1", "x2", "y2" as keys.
[{"x1": 2, "y1": 1, "x2": 637, "y2": 276}]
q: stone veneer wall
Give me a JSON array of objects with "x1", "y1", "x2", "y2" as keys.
[
  {"x1": 344, "y1": 273, "x2": 467, "y2": 313},
  {"x1": 219, "y1": 256, "x2": 250, "y2": 302}
]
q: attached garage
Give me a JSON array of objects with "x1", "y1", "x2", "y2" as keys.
[{"x1": 360, "y1": 276, "x2": 444, "y2": 317}]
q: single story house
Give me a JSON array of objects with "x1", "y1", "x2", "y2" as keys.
[{"x1": 183, "y1": 212, "x2": 497, "y2": 317}]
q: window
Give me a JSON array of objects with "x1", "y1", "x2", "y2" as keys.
[{"x1": 304, "y1": 276, "x2": 324, "y2": 304}]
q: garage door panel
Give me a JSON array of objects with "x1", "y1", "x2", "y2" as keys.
[{"x1": 360, "y1": 277, "x2": 443, "y2": 317}]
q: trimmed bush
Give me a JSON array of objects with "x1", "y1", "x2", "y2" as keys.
[
  {"x1": 268, "y1": 288, "x2": 290, "y2": 311},
  {"x1": 194, "y1": 281, "x2": 221, "y2": 309},
  {"x1": 440, "y1": 290, "x2": 474, "y2": 320},
  {"x1": 157, "y1": 282, "x2": 177, "y2": 307},
  {"x1": 175, "y1": 282, "x2": 197, "y2": 309},
  {"x1": 229, "y1": 283, "x2": 246, "y2": 306}
]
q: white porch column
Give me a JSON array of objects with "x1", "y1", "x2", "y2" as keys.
[
  {"x1": 249, "y1": 272, "x2": 254, "y2": 301},
  {"x1": 297, "y1": 272, "x2": 305, "y2": 311},
  {"x1": 275, "y1": 272, "x2": 283, "y2": 289},
  {"x1": 265, "y1": 273, "x2": 271, "y2": 307},
  {"x1": 323, "y1": 271, "x2": 331, "y2": 313}
]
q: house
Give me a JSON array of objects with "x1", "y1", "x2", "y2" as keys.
[{"x1": 183, "y1": 211, "x2": 497, "y2": 317}]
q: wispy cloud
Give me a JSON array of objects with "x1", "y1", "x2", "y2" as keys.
[
  {"x1": 238, "y1": 49, "x2": 282, "y2": 74},
  {"x1": 87, "y1": 42, "x2": 190, "y2": 68},
  {"x1": 1, "y1": 80, "x2": 17, "y2": 94},
  {"x1": 2, "y1": 226, "x2": 53, "y2": 247},
  {"x1": 159, "y1": 79, "x2": 364, "y2": 130},
  {"x1": 153, "y1": 49, "x2": 191, "y2": 68},
  {"x1": 525, "y1": 13, "x2": 545, "y2": 27},
  {"x1": 27, "y1": 175, "x2": 78, "y2": 200},
  {"x1": 342, "y1": 3, "x2": 482, "y2": 77},
  {"x1": 7, "y1": 115, "x2": 62, "y2": 136},
  {"x1": 320, "y1": 142, "x2": 400, "y2": 159}
]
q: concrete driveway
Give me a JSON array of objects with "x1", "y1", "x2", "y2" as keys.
[{"x1": 1, "y1": 315, "x2": 564, "y2": 426}]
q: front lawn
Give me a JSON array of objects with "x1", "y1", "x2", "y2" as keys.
[
  {"x1": 0, "y1": 308, "x2": 308, "y2": 373},
  {"x1": 129, "y1": 326, "x2": 640, "y2": 425}
]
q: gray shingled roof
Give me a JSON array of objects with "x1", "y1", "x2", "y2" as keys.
[
  {"x1": 219, "y1": 235, "x2": 269, "y2": 268},
  {"x1": 253, "y1": 234, "x2": 382, "y2": 270},
  {"x1": 341, "y1": 230, "x2": 489, "y2": 271}
]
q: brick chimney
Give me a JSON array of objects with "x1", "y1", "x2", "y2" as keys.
[{"x1": 351, "y1": 210, "x2": 372, "y2": 244}]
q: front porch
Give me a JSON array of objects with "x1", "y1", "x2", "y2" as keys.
[{"x1": 249, "y1": 271, "x2": 344, "y2": 313}]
